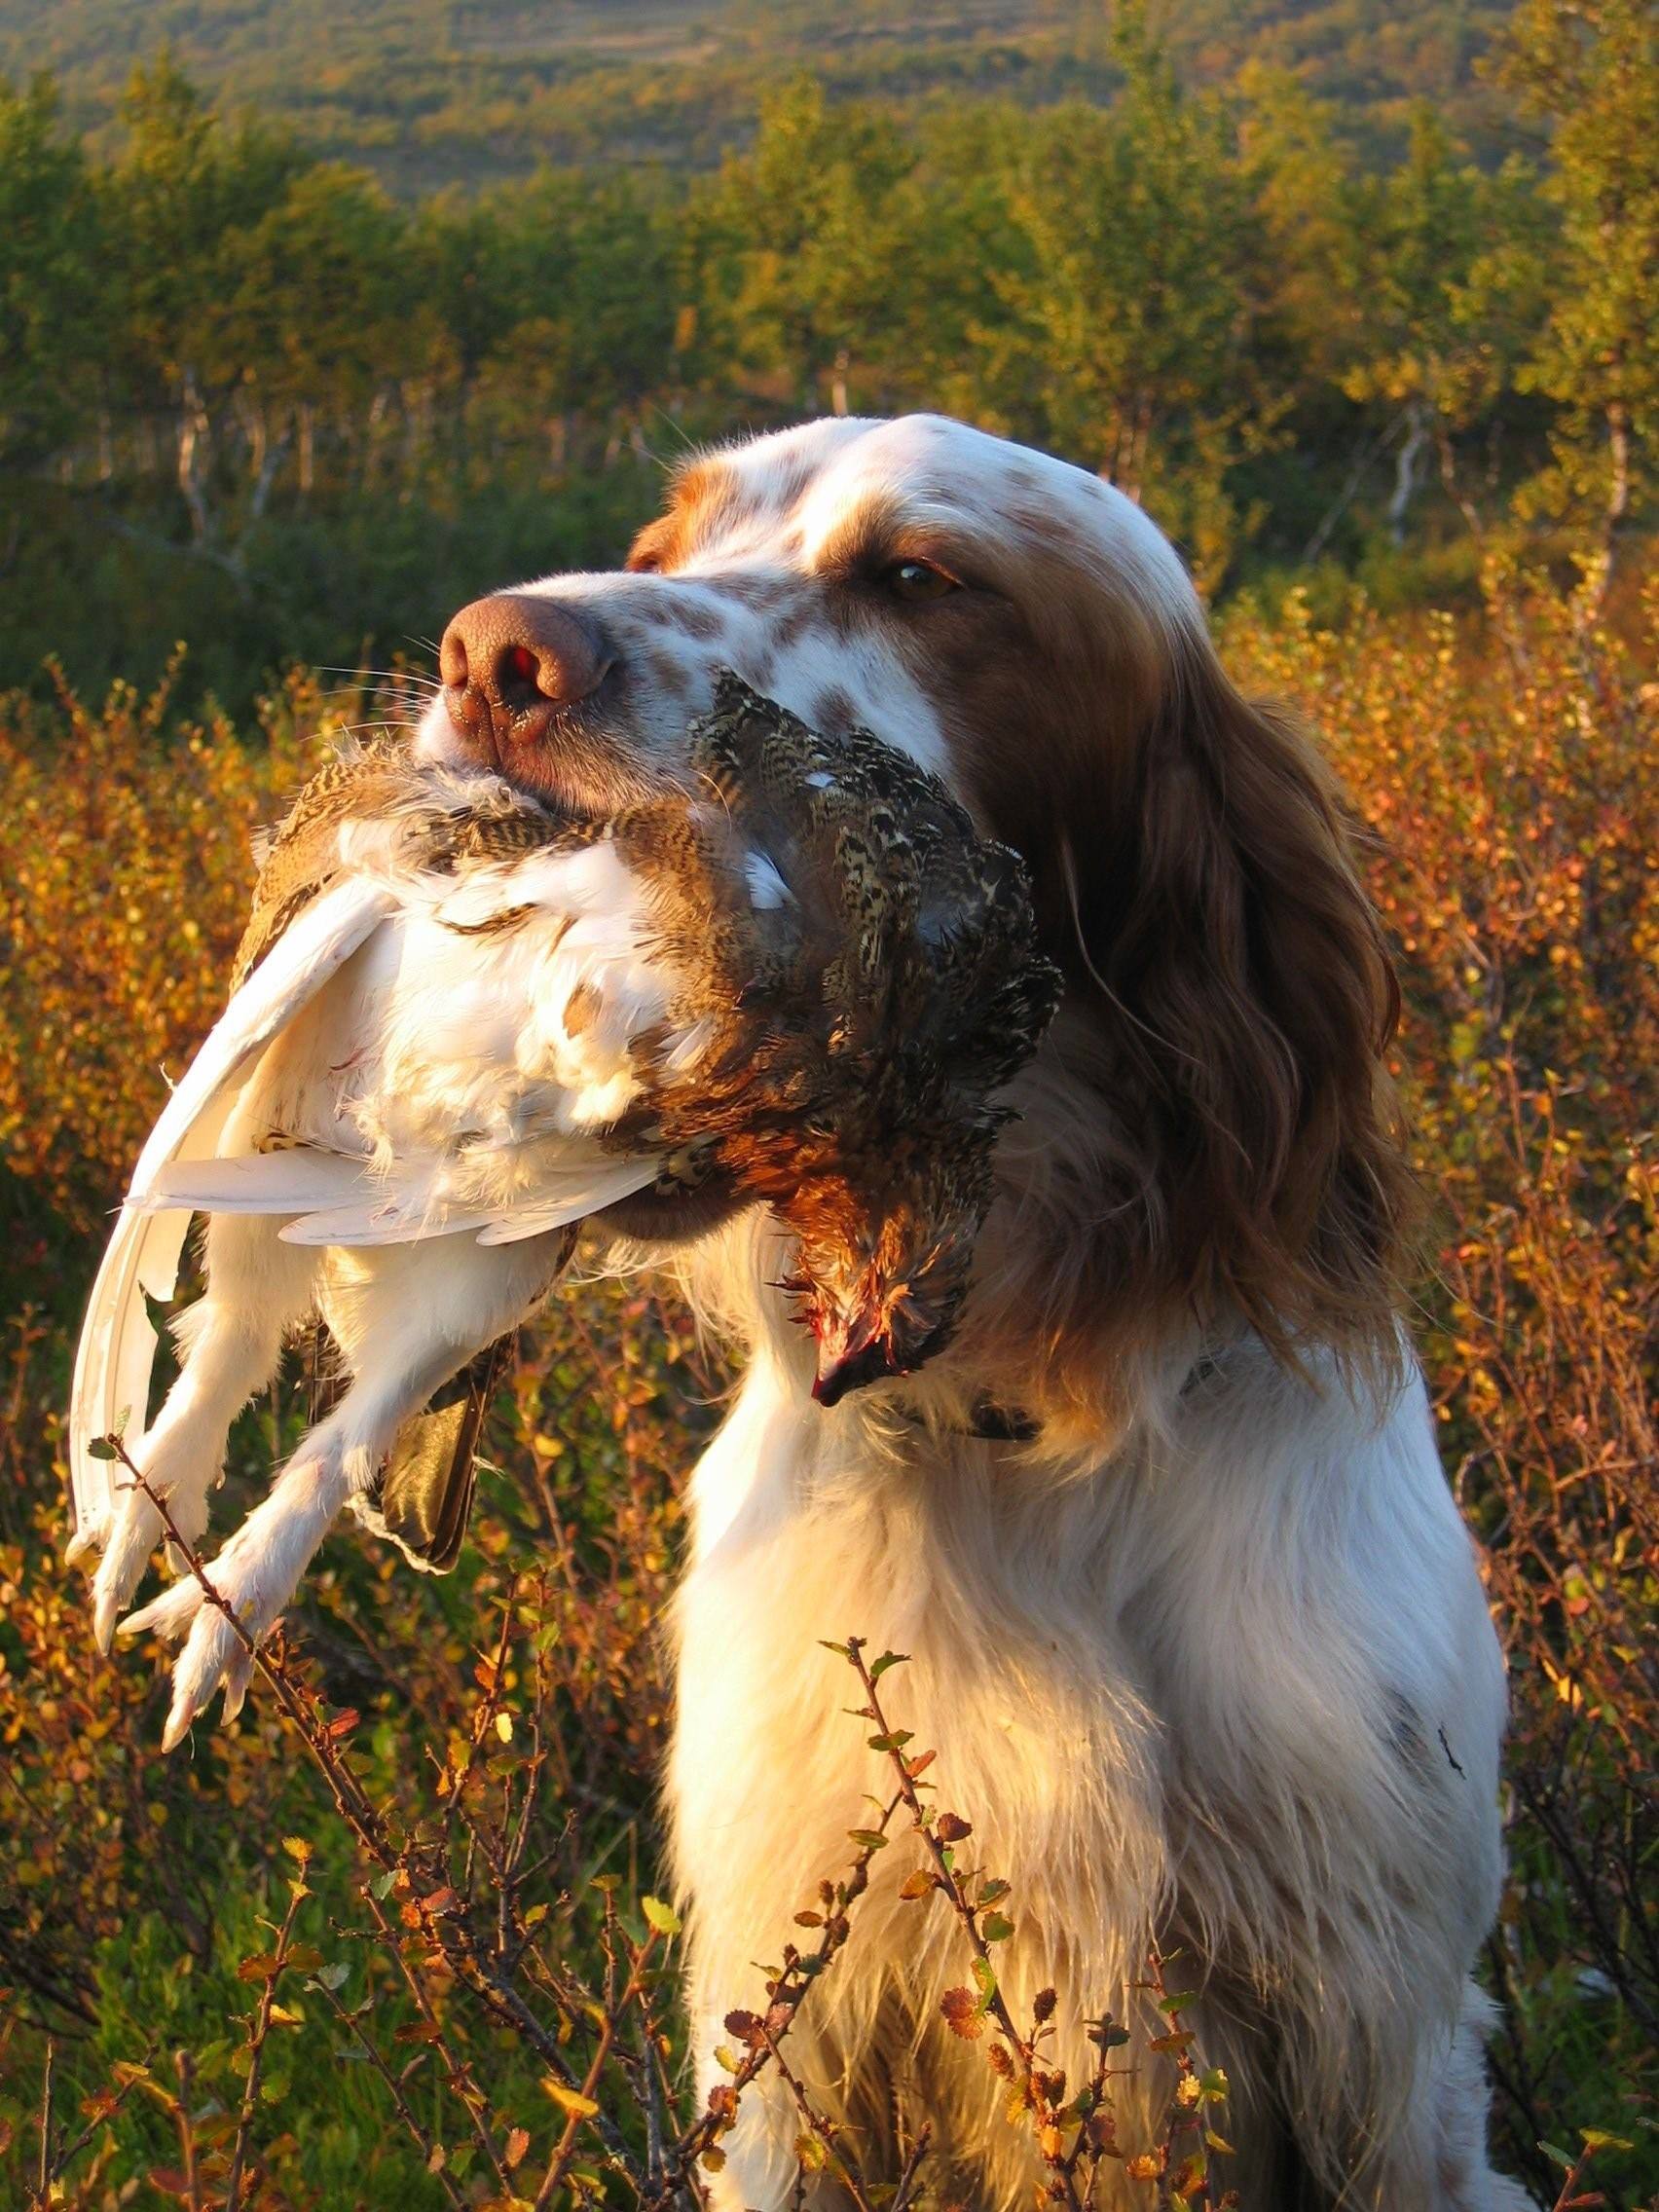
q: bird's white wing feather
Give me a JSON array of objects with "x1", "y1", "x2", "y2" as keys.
[
  {"x1": 68, "y1": 876, "x2": 396, "y2": 1556},
  {"x1": 127, "y1": 877, "x2": 397, "y2": 1205},
  {"x1": 473, "y1": 1177, "x2": 661, "y2": 1244},
  {"x1": 66, "y1": 1097, "x2": 236, "y2": 1561},
  {"x1": 144, "y1": 1142, "x2": 661, "y2": 1246}
]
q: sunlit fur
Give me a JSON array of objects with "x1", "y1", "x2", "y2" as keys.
[{"x1": 415, "y1": 415, "x2": 1526, "y2": 2209}]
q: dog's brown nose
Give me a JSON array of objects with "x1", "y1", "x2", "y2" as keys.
[{"x1": 439, "y1": 593, "x2": 611, "y2": 760}]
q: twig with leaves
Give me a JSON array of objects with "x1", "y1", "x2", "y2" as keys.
[
  {"x1": 837, "y1": 1637, "x2": 1089, "y2": 2208},
  {"x1": 96, "y1": 1436, "x2": 647, "y2": 2198},
  {"x1": 307, "y1": 1970, "x2": 469, "y2": 2212},
  {"x1": 1543, "y1": 2126, "x2": 1638, "y2": 2212},
  {"x1": 837, "y1": 1637, "x2": 1236, "y2": 2211},
  {"x1": 659, "y1": 1791, "x2": 906, "y2": 2203},
  {"x1": 223, "y1": 1866, "x2": 312, "y2": 2211},
  {"x1": 22, "y1": 2041, "x2": 152, "y2": 2212}
]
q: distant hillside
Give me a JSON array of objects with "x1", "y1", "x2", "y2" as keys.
[{"x1": 0, "y1": 0, "x2": 1517, "y2": 190}]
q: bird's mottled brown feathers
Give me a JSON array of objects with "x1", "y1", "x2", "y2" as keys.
[
  {"x1": 621, "y1": 674, "x2": 1062, "y2": 1401},
  {"x1": 232, "y1": 737, "x2": 589, "y2": 987},
  {"x1": 615, "y1": 675, "x2": 1058, "y2": 1152}
]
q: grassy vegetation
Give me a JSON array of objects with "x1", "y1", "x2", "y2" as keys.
[{"x1": 0, "y1": 576, "x2": 1652, "y2": 2206}]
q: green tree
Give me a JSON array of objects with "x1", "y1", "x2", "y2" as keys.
[
  {"x1": 1235, "y1": 63, "x2": 1358, "y2": 394},
  {"x1": 0, "y1": 76, "x2": 106, "y2": 469},
  {"x1": 221, "y1": 162, "x2": 412, "y2": 498},
  {"x1": 971, "y1": 10, "x2": 1283, "y2": 591},
  {"x1": 501, "y1": 168, "x2": 683, "y2": 424},
  {"x1": 108, "y1": 55, "x2": 299, "y2": 400},
  {"x1": 688, "y1": 76, "x2": 922, "y2": 415},
  {"x1": 1336, "y1": 107, "x2": 1500, "y2": 543},
  {"x1": 892, "y1": 100, "x2": 1029, "y2": 424},
  {"x1": 415, "y1": 189, "x2": 518, "y2": 408},
  {"x1": 105, "y1": 54, "x2": 301, "y2": 535},
  {"x1": 1498, "y1": 0, "x2": 1658, "y2": 608}
]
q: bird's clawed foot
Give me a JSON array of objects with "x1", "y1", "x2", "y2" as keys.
[
  {"x1": 118, "y1": 1469, "x2": 326, "y2": 1750},
  {"x1": 119, "y1": 1540, "x2": 274, "y2": 1751},
  {"x1": 89, "y1": 1466, "x2": 212, "y2": 1656}
]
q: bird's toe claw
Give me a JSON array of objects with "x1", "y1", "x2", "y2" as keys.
[
  {"x1": 219, "y1": 1642, "x2": 254, "y2": 1726},
  {"x1": 123, "y1": 1528, "x2": 287, "y2": 1751},
  {"x1": 162, "y1": 1609, "x2": 257, "y2": 1751},
  {"x1": 117, "y1": 1572, "x2": 204, "y2": 1645},
  {"x1": 90, "y1": 1462, "x2": 214, "y2": 1654},
  {"x1": 92, "y1": 1496, "x2": 170, "y2": 1653},
  {"x1": 65, "y1": 1521, "x2": 102, "y2": 1569}
]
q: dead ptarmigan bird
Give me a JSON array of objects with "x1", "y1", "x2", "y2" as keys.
[{"x1": 69, "y1": 673, "x2": 1060, "y2": 1747}]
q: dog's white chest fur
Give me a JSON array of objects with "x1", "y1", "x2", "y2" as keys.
[{"x1": 667, "y1": 1333, "x2": 1515, "y2": 2210}]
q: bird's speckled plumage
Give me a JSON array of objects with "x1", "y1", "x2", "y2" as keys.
[
  {"x1": 642, "y1": 678, "x2": 1062, "y2": 1398},
  {"x1": 67, "y1": 674, "x2": 1058, "y2": 1745},
  {"x1": 230, "y1": 736, "x2": 590, "y2": 990}
]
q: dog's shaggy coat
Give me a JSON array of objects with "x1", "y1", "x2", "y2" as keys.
[{"x1": 411, "y1": 415, "x2": 1523, "y2": 2209}]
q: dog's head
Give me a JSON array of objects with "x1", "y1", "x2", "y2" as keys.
[{"x1": 418, "y1": 415, "x2": 1411, "y2": 1407}]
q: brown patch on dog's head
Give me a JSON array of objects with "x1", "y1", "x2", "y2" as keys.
[{"x1": 817, "y1": 478, "x2": 1414, "y2": 1417}]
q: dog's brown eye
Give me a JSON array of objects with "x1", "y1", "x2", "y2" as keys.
[{"x1": 883, "y1": 559, "x2": 958, "y2": 603}]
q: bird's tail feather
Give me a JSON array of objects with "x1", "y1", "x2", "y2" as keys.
[
  {"x1": 68, "y1": 1081, "x2": 251, "y2": 1559},
  {"x1": 350, "y1": 1334, "x2": 519, "y2": 1572},
  {"x1": 67, "y1": 1203, "x2": 192, "y2": 1560},
  {"x1": 275, "y1": 1158, "x2": 659, "y2": 1247}
]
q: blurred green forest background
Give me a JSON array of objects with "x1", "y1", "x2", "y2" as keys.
[{"x1": 1, "y1": 0, "x2": 1653, "y2": 719}]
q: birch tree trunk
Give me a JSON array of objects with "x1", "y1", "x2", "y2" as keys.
[
  {"x1": 177, "y1": 367, "x2": 211, "y2": 542},
  {"x1": 1594, "y1": 396, "x2": 1633, "y2": 610},
  {"x1": 1387, "y1": 395, "x2": 1430, "y2": 547},
  {"x1": 298, "y1": 399, "x2": 315, "y2": 498},
  {"x1": 249, "y1": 414, "x2": 290, "y2": 522}
]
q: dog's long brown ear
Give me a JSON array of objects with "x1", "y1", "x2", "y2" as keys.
[{"x1": 1051, "y1": 629, "x2": 1415, "y2": 1364}]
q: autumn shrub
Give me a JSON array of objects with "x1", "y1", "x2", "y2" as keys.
[
  {"x1": 0, "y1": 587, "x2": 1653, "y2": 2207},
  {"x1": 1222, "y1": 582, "x2": 1658, "y2": 2203}
]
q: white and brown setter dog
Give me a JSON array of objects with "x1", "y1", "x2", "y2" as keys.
[{"x1": 413, "y1": 415, "x2": 1522, "y2": 2210}]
